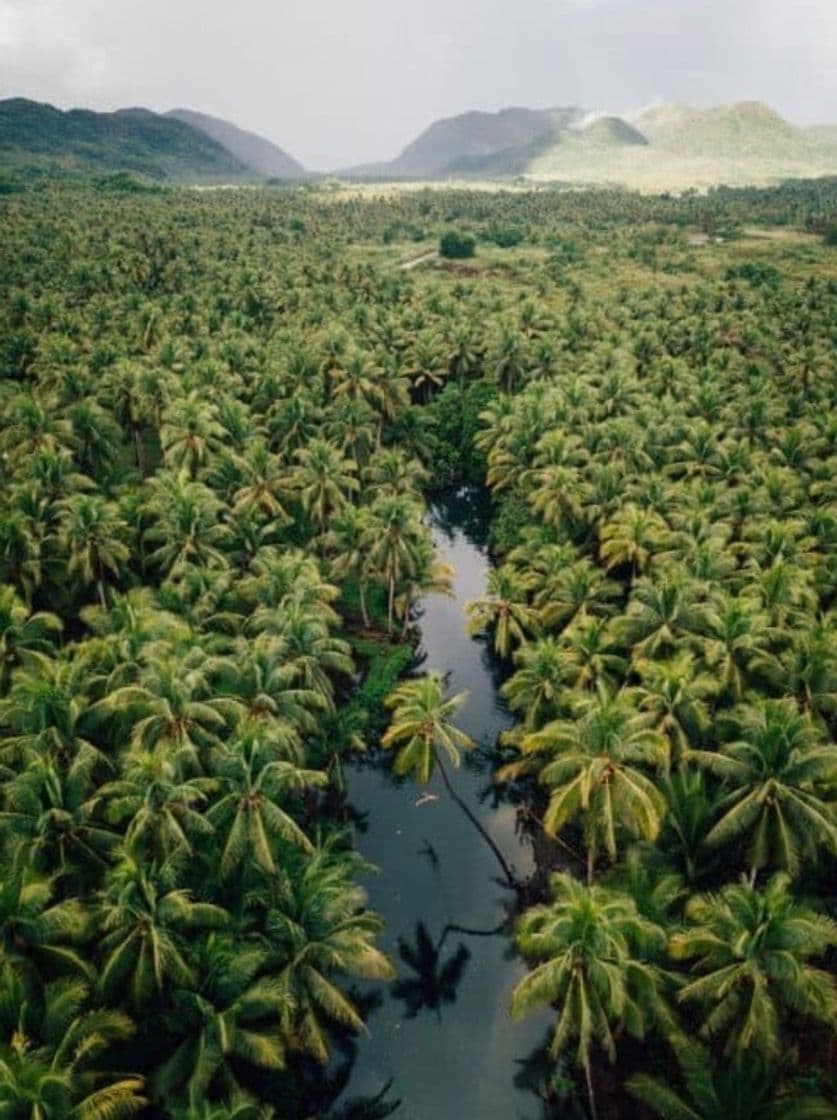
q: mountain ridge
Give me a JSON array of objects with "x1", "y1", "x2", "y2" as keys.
[
  {"x1": 166, "y1": 108, "x2": 307, "y2": 179},
  {"x1": 0, "y1": 97, "x2": 308, "y2": 182}
]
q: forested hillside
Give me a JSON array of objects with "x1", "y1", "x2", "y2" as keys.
[{"x1": 0, "y1": 176, "x2": 835, "y2": 1118}]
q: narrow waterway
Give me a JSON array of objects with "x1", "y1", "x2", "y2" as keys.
[{"x1": 344, "y1": 487, "x2": 551, "y2": 1119}]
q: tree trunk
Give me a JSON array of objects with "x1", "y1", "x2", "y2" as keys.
[
  {"x1": 584, "y1": 1060, "x2": 599, "y2": 1120},
  {"x1": 132, "y1": 425, "x2": 145, "y2": 475},
  {"x1": 387, "y1": 577, "x2": 395, "y2": 634},
  {"x1": 586, "y1": 835, "x2": 596, "y2": 886},
  {"x1": 359, "y1": 581, "x2": 370, "y2": 628},
  {"x1": 434, "y1": 751, "x2": 519, "y2": 891},
  {"x1": 401, "y1": 595, "x2": 412, "y2": 640}
]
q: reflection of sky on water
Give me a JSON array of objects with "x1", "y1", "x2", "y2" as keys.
[{"x1": 344, "y1": 489, "x2": 551, "y2": 1119}]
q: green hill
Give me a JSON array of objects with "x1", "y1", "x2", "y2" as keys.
[
  {"x1": 634, "y1": 101, "x2": 816, "y2": 158},
  {"x1": 166, "y1": 108, "x2": 307, "y2": 179},
  {"x1": 525, "y1": 101, "x2": 837, "y2": 191},
  {"x1": 344, "y1": 107, "x2": 560, "y2": 178},
  {"x1": 0, "y1": 98, "x2": 251, "y2": 181}
]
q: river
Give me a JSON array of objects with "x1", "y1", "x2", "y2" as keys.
[{"x1": 343, "y1": 487, "x2": 552, "y2": 1120}]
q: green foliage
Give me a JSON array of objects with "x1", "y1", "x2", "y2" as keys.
[
  {"x1": 0, "y1": 175, "x2": 835, "y2": 1119},
  {"x1": 439, "y1": 228, "x2": 476, "y2": 259}
]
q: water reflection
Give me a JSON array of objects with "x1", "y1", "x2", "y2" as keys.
[
  {"x1": 392, "y1": 922, "x2": 471, "y2": 1021},
  {"x1": 340, "y1": 487, "x2": 552, "y2": 1119}
]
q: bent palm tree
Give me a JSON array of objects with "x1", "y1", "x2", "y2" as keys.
[{"x1": 382, "y1": 673, "x2": 517, "y2": 888}]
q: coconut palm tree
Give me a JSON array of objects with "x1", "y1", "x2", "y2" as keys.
[
  {"x1": 599, "y1": 506, "x2": 669, "y2": 582},
  {"x1": 512, "y1": 873, "x2": 668, "y2": 1120},
  {"x1": 363, "y1": 493, "x2": 423, "y2": 634},
  {"x1": 206, "y1": 735, "x2": 324, "y2": 878},
  {"x1": 629, "y1": 654, "x2": 716, "y2": 766},
  {"x1": 265, "y1": 847, "x2": 394, "y2": 1063},
  {"x1": 160, "y1": 394, "x2": 225, "y2": 478},
  {"x1": 628, "y1": 1038, "x2": 837, "y2": 1120},
  {"x1": 501, "y1": 637, "x2": 576, "y2": 730},
  {"x1": 688, "y1": 699, "x2": 837, "y2": 877},
  {"x1": 291, "y1": 439, "x2": 359, "y2": 537},
  {"x1": 670, "y1": 873, "x2": 837, "y2": 1058},
  {"x1": 97, "y1": 860, "x2": 229, "y2": 1008},
  {"x1": 0, "y1": 973, "x2": 146, "y2": 1120},
  {"x1": 0, "y1": 585, "x2": 61, "y2": 695},
  {"x1": 382, "y1": 673, "x2": 518, "y2": 887},
  {"x1": 57, "y1": 495, "x2": 130, "y2": 609},
  {"x1": 153, "y1": 936, "x2": 288, "y2": 1109},
  {"x1": 466, "y1": 566, "x2": 539, "y2": 659},
  {"x1": 503, "y1": 687, "x2": 667, "y2": 882}
]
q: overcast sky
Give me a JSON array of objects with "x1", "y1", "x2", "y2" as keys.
[{"x1": 1, "y1": 0, "x2": 835, "y2": 169}]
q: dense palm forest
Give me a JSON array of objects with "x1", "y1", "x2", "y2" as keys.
[{"x1": 0, "y1": 175, "x2": 835, "y2": 1118}]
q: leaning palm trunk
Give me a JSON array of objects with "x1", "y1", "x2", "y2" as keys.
[{"x1": 434, "y1": 750, "x2": 519, "y2": 891}]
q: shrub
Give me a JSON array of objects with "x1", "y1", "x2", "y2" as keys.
[{"x1": 439, "y1": 228, "x2": 476, "y2": 259}]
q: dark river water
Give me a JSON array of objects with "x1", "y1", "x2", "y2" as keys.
[{"x1": 343, "y1": 487, "x2": 552, "y2": 1120}]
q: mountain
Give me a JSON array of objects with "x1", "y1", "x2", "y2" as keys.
[
  {"x1": 632, "y1": 101, "x2": 810, "y2": 158},
  {"x1": 432, "y1": 112, "x2": 649, "y2": 178},
  {"x1": 501, "y1": 101, "x2": 837, "y2": 190},
  {"x1": 343, "y1": 106, "x2": 571, "y2": 179},
  {"x1": 0, "y1": 98, "x2": 249, "y2": 181},
  {"x1": 166, "y1": 108, "x2": 306, "y2": 179}
]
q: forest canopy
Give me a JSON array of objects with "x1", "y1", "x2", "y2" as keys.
[{"x1": 0, "y1": 175, "x2": 835, "y2": 1118}]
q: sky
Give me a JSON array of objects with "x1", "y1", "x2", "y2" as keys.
[{"x1": 1, "y1": 0, "x2": 835, "y2": 170}]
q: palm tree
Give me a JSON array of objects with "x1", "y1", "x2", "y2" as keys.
[
  {"x1": 466, "y1": 566, "x2": 539, "y2": 659},
  {"x1": 381, "y1": 673, "x2": 472, "y2": 785},
  {"x1": 153, "y1": 936, "x2": 288, "y2": 1109},
  {"x1": 694, "y1": 592, "x2": 775, "y2": 701},
  {"x1": 0, "y1": 972, "x2": 145, "y2": 1120},
  {"x1": 160, "y1": 394, "x2": 225, "y2": 477},
  {"x1": 560, "y1": 616, "x2": 627, "y2": 694},
  {"x1": 382, "y1": 673, "x2": 518, "y2": 887},
  {"x1": 670, "y1": 873, "x2": 837, "y2": 1058},
  {"x1": 265, "y1": 847, "x2": 394, "y2": 1063},
  {"x1": 501, "y1": 637, "x2": 576, "y2": 730},
  {"x1": 364, "y1": 493, "x2": 423, "y2": 634},
  {"x1": 615, "y1": 575, "x2": 703, "y2": 662},
  {"x1": 92, "y1": 652, "x2": 236, "y2": 772},
  {"x1": 629, "y1": 654, "x2": 715, "y2": 766},
  {"x1": 599, "y1": 505, "x2": 669, "y2": 582},
  {"x1": 92, "y1": 751, "x2": 215, "y2": 866},
  {"x1": 512, "y1": 873, "x2": 667, "y2": 1120},
  {"x1": 628, "y1": 1037, "x2": 837, "y2": 1120},
  {"x1": 324, "y1": 505, "x2": 373, "y2": 626},
  {"x1": 688, "y1": 699, "x2": 837, "y2": 877},
  {"x1": 57, "y1": 495, "x2": 130, "y2": 608},
  {"x1": 0, "y1": 753, "x2": 118, "y2": 877},
  {"x1": 206, "y1": 735, "x2": 324, "y2": 878},
  {"x1": 503, "y1": 687, "x2": 667, "y2": 882},
  {"x1": 0, "y1": 585, "x2": 61, "y2": 695},
  {"x1": 0, "y1": 867, "x2": 90, "y2": 983},
  {"x1": 230, "y1": 439, "x2": 292, "y2": 523},
  {"x1": 143, "y1": 471, "x2": 230, "y2": 578},
  {"x1": 97, "y1": 860, "x2": 228, "y2": 1008},
  {"x1": 292, "y1": 439, "x2": 359, "y2": 536}
]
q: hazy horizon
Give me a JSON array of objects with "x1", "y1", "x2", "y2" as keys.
[{"x1": 2, "y1": 0, "x2": 835, "y2": 170}]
